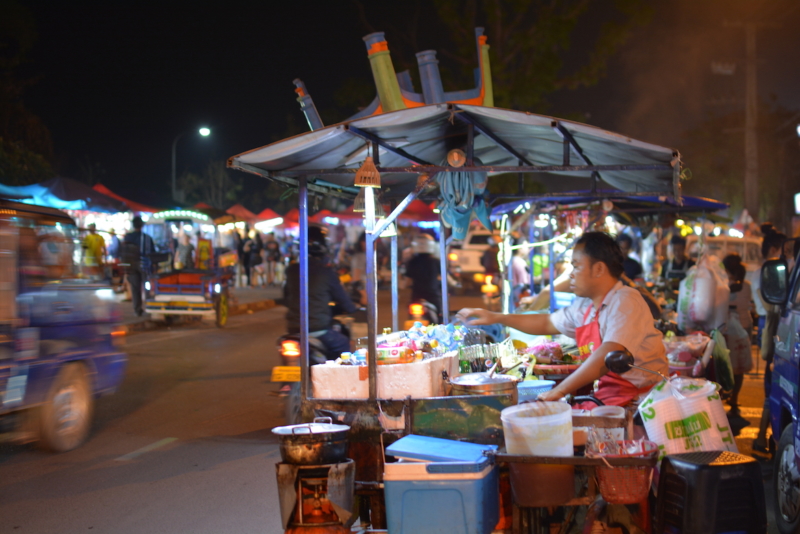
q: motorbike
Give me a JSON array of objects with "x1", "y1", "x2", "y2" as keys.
[
  {"x1": 404, "y1": 298, "x2": 439, "y2": 330},
  {"x1": 273, "y1": 307, "x2": 361, "y2": 425}
]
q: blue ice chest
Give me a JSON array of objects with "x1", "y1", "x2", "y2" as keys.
[{"x1": 384, "y1": 435, "x2": 499, "y2": 534}]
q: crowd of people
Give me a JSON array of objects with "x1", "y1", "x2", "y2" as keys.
[{"x1": 231, "y1": 228, "x2": 291, "y2": 288}]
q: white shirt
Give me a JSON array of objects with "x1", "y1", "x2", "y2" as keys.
[
  {"x1": 747, "y1": 265, "x2": 767, "y2": 317},
  {"x1": 551, "y1": 281, "x2": 668, "y2": 389}
]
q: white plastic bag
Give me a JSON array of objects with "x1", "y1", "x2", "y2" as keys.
[
  {"x1": 677, "y1": 255, "x2": 730, "y2": 332},
  {"x1": 638, "y1": 377, "x2": 737, "y2": 459}
]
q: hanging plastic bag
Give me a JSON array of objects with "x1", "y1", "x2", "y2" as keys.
[
  {"x1": 677, "y1": 255, "x2": 730, "y2": 332},
  {"x1": 638, "y1": 377, "x2": 737, "y2": 459}
]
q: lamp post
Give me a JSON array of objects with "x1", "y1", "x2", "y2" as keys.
[{"x1": 172, "y1": 127, "x2": 211, "y2": 202}]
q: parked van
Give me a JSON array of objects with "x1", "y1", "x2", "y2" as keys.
[{"x1": 758, "y1": 249, "x2": 800, "y2": 532}]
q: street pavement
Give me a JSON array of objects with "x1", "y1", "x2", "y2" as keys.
[
  {"x1": 0, "y1": 288, "x2": 783, "y2": 533},
  {"x1": 118, "y1": 285, "x2": 283, "y2": 332}
]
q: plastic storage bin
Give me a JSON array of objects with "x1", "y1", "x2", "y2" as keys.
[
  {"x1": 384, "y1": 458, "x2": 499, "y2": 534},
  {"x1": 517, "y1": 380, "x2": 555, "y2": 403}
]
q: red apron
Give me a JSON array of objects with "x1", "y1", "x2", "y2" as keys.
[{"x1": 574, "y1": 301, "x2": 650, "y2": 408}]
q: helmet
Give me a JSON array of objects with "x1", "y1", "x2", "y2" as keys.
[
  {"x1": 412, "y1": 234, "x2": 439, "y2": 256},
  {"x1": 308, "y1": 224, "x2": 329, "y2": 257}
]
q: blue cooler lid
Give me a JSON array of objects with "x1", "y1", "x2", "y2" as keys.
[{"x1": 386, "y1": 434, "x2": 497, "y2": 463}]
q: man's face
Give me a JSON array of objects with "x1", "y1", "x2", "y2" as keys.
[
  {"x1": 569, "y1": 245, "x2": 596, "y2": 298},
  {"x1": 672, "y1": 243, "x2": 686, "y2": 260},
  {"x1": 618, "y1": 240, "x2": 630, "y2": 256}
]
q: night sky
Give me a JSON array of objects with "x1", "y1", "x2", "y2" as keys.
[{"x1": 16, "y1": 0, "x2": 800, "y2": 208}]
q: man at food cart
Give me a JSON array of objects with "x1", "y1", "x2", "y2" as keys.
[{"x1": 457, "y1": 231, "x2": 668, "y2": 407}]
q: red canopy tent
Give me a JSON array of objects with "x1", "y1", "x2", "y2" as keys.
[
  {"x1": 226, "y1": 204, "x2": 257, "y2": 224},
  {"x1": 310, "y1": 209, "x2": 333, "y2": 223},
  {"x1": 255, "y1": 207, "x2": 282, "y2": 221},
  {"x1": 403, "y1": 199, "x2": 437, "y2": 221},
  {"x1": 195, "y1": 202, "x2": 214, "y2": 210},
  {"x1": 278, "y1": 208, "x2": 300, "y2": 228},
  {"x1": 92, "y1": 184, "x2": 158, "y2": 213}
]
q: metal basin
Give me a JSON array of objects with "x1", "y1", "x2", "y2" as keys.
[
  {"x1": 449, "y1": 372, "x2": 519, "y2": 403},
  {"x1": 272, "y1": 417, "x2": 350, "y2": 465}
]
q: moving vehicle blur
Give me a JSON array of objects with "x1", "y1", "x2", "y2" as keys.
[{"x1": 0, "y1": 200, "x2": 127, "y2": 452}]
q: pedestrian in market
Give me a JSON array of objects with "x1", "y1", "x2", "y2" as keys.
[
  {"x1": 616, "y1": 233, "x2": 643, "y2": 280},
  {"x1": 458, "y1": 231, "x2": 668, "y2": 408},
  {"x1": 264, "y1": 237, "x2": 283, "y2": 286},
  {"x1": 241, "y1": 229, "x2": 254, "y2": 287},
  {"x1": 122, "y1": 216, "x2": 155, "y2": 317},
  {"x1": 722, "y1": 253, "x2": 753, "y2": 418},
  {"x1": 752, "y1": 223, "x2": 786, "y2": 452},
  {"x1": 174, "y1": 233, "x2": 195, "y2": 270},
  {"x1": 661, "y1": 234, "x2": 695, "y2": 285},
  {"x1": 82, "y1": 223, "x2": 106, "y2": 279},
  {"x1": 233, "y1": 229, "x2": 245, "y2": 287}
]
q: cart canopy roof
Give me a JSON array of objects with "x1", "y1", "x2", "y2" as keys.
[
  {"x1": 229, "y1": 104, "x2": 680, "y2": 199},
  {"x1": 491, "y1": 192, "x2": 727, "y2": 219}
]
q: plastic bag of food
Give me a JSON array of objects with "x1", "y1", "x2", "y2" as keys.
[
  {"x1": 677, "y1": 255, "x2": 730, "y2": 332},
  {"x1": 524, "y1": 342, "x2": 563, "y2": 363}
]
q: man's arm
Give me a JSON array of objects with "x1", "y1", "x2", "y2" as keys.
[
  {"x1": 537, "y1": 341, "x2": 625, "y2": 401},
  {"x1": 455, "y1": 308, "x2": 560, "y2": 336}
]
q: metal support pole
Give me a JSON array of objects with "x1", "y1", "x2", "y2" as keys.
[
  {"x1": 391, "y1": 234, "x2": 399, "y2": 333},
  {"x1": 439, "y1": 215, "x2": 449, "y2": 323},
  {"x1": 298, "y1": 176, "x2": 310, "y2": 401},
  {"x1": 744, "y1": 23, "x2": 759, "y2": 219},
  {"x1": 466, "y1": 123, "x2": 474, "y2": 166},
  {"x1": 548, "y1": 241, "x2": 556, "y2": 314},
  {"x1": 528, "y1": 213, "x2": 536, "y2": 296},
  {"x1": 171, "y1": 133, "x2": 184, "y2": 202},
  {"x1": 364, "y1": 188, "x2": 379, "y2": 401}
]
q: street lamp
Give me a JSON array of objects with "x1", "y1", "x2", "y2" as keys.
[{"x1": 172, "y1": 127, "x2": 211, "y2": 202}]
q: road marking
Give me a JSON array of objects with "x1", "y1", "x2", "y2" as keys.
[
  {"x1": 738, "y1": 407, "x2": 763, "y2": 418},
  {"x1": 115, "y1": 437, "x2": 177, "y2": 461}
]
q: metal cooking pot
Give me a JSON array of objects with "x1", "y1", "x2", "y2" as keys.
[
  {"x1": 272, "y1": 417, "x2": 350, "y2": 465},
  {"x1": 449, "y1": 372, "x2": 519, "y2": 402}
]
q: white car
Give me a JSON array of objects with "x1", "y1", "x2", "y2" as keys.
[
  {"x1": 447, "y1": 227, "x2": 496, "y2": 289},
  {"x1": 685, "y1": 235, "x2": 761, "y2": 272}
]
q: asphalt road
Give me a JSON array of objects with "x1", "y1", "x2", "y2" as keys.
[
  {"x1": 0, "y1": 307, "x2": 290, "y2": 534},
  {"x1": 0, "y1": 290, "x2": 782, "y2": 533}
]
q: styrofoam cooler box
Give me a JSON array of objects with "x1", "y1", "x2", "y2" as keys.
[
  {"x1": 311, "y1": 352, "x2": 458, "y2": 399},
  {"x1": 384, "y1": 435, "x2": 499, "y2": 534}
]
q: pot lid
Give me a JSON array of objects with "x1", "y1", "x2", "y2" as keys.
[
  {"x1": 451, "y1": 372, "x2": 519, "y2": 386},
  {"x1": 272, "y1": 422, "x2": 350, "y2": 436}
]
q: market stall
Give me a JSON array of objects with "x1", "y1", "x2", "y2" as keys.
[{"x1": 225, "y1": 28, "x2": 765, "y2": 534}]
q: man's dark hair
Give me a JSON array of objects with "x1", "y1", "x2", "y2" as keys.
[
  {"x1": 762, "y1": 226, "x2": 786, "y2": 259},
  {"x1": 669, "y1": 234, "x2": 686, "y2": 247},
  {"x1": 133, "y1": 216, "x2": 144, "y2": 230},
  {"x1": 575, "y1": 231, "x2": 624, "y2": 278},
  {"x1": 615, "y1": 233, "x2": 633, "y2": 247},
  {"x1": 722, "y1": 253, "x2": 746, "y2": 283}
]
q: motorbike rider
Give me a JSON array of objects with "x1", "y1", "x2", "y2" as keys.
[
  {"x1": 284, "y1": 224, "x2": 356, "y2": 361},
  {"x1": 403, "y1": 233, "x2": 442, "y2": 320},
  {"x1": 457, "y1": 231, "x2": 668, "y2": 408}
]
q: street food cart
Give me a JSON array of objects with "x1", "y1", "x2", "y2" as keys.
[
  {"x1": 226, "y1": 28, "x2": 713, "y2": 533},
  {"x1": 143, "y1": 209, "x2": 236, "y2": 326}
]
